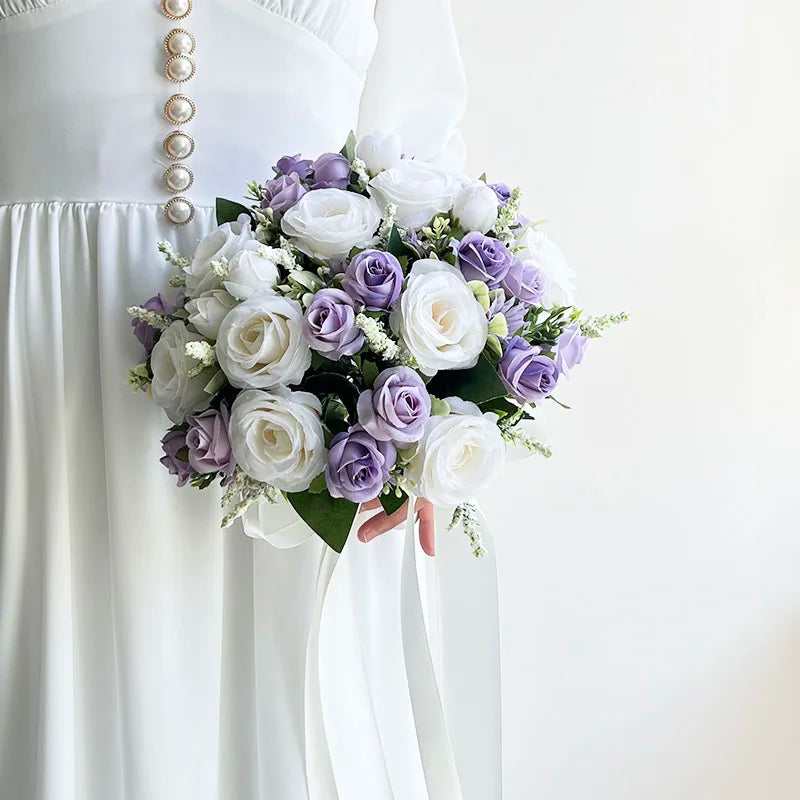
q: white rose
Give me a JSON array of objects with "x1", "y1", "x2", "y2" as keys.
[
  {"x1": 406, "y1": 400, "x2": 505, "y2": 506},
  {"x1": 185, "y1": 215, "x2": 253, "y2": 297},
  {"x1": 216, "y1": 294, "x2": 311, "y2": 389},
  {"x1": 149, "y1": 322, "x2": 212, "y2": 423},
  {"x1": 368, "y1": 160, "x2": 467, "y2": 228},
  {"x1": 453, "y1": 181, "x2": 499, "y2": 234},
  {"x1": 185, "y1": 289, "x2": 237, "y2": 339},
  {"x1": 356, "y1": 130, "x2": 402, "y2": 175},
  {"x1": 390, "y1": 259, "x2": 488, "y2": 375},
  {"x1": 515, "y1": 228, "x2": 576, "y2": 307},
  {"x1": 229, "y1": 387, "x2": 327, "y2": 492},
  {"x1": 223, "y1": 241, "x2": 280, "y2": 300},
  {"x1": 281, "y1": 188, "x2": 381, "y2": 260}
]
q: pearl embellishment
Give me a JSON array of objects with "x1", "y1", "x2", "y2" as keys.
[
  {"x1": 164, "y1": 164, "x2": 194, "y2": 193},
  {"x1": 165, "y1": 29, "x2": 195, "y2": 56},
  {"x1": 161, "y1": 0, "x2": 192, "y2": 20},
  {"x1": 166, "y1": 54, "x2": 195, "y2": 83},
  {"x1": 164, "y1": 94, "x2": 196, "y2": 125},
  {"x1": 164, "y1": 197, "x2": 195, "y2": 225},
  {"x1": 164, "y1": 131, "x2": 195, "y2": 160}
]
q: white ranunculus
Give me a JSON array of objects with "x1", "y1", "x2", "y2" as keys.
[
  {"x1": 149, "y1": 322, "x2": 212, "y2": 423},
  {"x1": 368, "y1": 160, "x2": 467, "y2": 228},
  {"x1": 453, "y1": 181, "x2": 499, "y2": 234},
  {"x1": 216, "y1": 294, "x2": 311, "y2": 389},
  {"x1": 280, "y1": 188, "x2": 381, "y2": 261},
  {"x1": 390, "y1": 259, "x2": 488, "y2": 375},
  {"x1": 184, "y1": 215, "x2": 253, "y2": 297},
  {"x1": 356, "y1": 130, "x2": 402, "y2": 175},
  {"x1": 515, "y1": 227, "x2": 576, "y2": 307},
  {"x1": 406, "y1": 400, "x2": 505, "y2": 506},
  {"x1": 223, "y1": 241, "x2": 280, "y2": 300},
  {"x1": 229, "y1": 387, "x2": 327, "y2": 492},
  {"x1": 185, "y1": 289, "x2": 237, "y2": 339}
]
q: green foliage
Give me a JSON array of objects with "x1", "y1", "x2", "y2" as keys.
[
  {"x1": 301, "y1": 372, "x2": 359, "y2": 417},
  {"x1": 426, "y1": 353, "x2": 507, "y2": 405},
  {"x1": 380, "y1": 488, "x2": 408, "y2": 516},
  {"x1": 387, "y1": 225, "x2": 406, "y2": 258},
  {"x1": 287, "y1": 488, "x2": 358, "y2": 552},
  {"x1": 216, "y1": 198, "x2": 252, "y2": 226},
  {"x1": 340, "y1": 130, "x2": 357, "y2": 162}
]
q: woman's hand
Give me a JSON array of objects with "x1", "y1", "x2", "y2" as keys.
[{"x1": 357, "y1": 498, "x2": 435, "y2": 556}]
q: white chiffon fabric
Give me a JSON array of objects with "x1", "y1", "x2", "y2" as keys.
[{"x1": 0, "y1": 2, "x2": 500, "y2": 798}]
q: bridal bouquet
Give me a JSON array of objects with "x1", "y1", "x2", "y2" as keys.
[{"x1": 127, "y1": 132, "x2": 625, "y2": 553}]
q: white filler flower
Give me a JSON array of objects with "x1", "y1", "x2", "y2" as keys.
[
  {"x1": 229, "y1": 387, "x2": 327, "y2": 492},
  {"x1": 216, "y1": 294, "x2": 311, "y2": 389},
  {"x1": 184, "y1": 215, "x2": 253, "y2": 296},
  {"x1": 390, "y1": 259, "x2": 488, "y2": 375},
  {"x1": 281, "y1": 188, "x2": 381, "y2": 260},
  {"x1": 185, "y1": 289, "x2": 237, "y2": 339},
  {"x1": 452, "y1": 181, "x2": 499, "y2": 234},
  {"x1": 224, "y1": 241, "x2": 281, "y2": 301}
]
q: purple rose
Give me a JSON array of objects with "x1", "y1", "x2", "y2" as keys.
[
  {"x1": 325, "y1": 425, "x2": 396, "y2": 503},
  {"x1": 275, "y1": 153, "x2": 312, "y2": 180},
  {"x1": 488, "y1": 292, "x2": 528, "y2": 336},
  {"x1": 342, "y1": 249, "x2": 404, "y2": 311},
  {"x1": 501, "y1": 259, "x2": 546, "y2": 304},
  {"x1": 489, "y1": 182, "x2": 511, "y2": 205},
  {"x1": 555, "y1": 323, "x2": 588, "y2": 377},
  {"x1": 186, "y1": 405, "x2": 235, "y2": 476},
  {"x1": 132, "y1": 293, "x2": 177, "y2": 353},
  {"x1": 357, "y1": 366, "x2": 431, "y2": 445},
  {"x1": 309, "y1": 152, "x2": 351, "y2": 190},
  {"x1": 454, "y1": 232, "x2": 512, "y2": 288},
  {"x1": 160, "y1": 426, "x2": 192, "y2": 487},
  {"x1": 498, "y1": 336, "x2": 559, "y2": 403},
  {"x1": 302, "y1": 288, "x2": 364, "y2": 359},
  {"x1": 261, "y1": 173, "x2": 307, "y2": 213}
]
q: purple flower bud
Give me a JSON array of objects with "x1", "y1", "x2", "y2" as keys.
[
  {"x1": 501, "y1": 259, "x2": 546, "y2": 304},
  {"x1": 132, "y1": 293, "x2": 178, "y2": 354},
  {"x1": 261, "y1": 173, "x2": 307, "y2": 213},
  {"x1": 342, "y1": 249, "x2": 404, "y2": 311},
  {"x1": 160, "y1": 425, "x2": 192, "y2": 487},
  {"x1": 554, "y1": 323, "x2": 588, "y2": 377},
  {"x1": 489, "y1": 182, "x2": 512, "y2": 205},
  {"x1": 325, "y1": 425, "x2": 396, "y2": 503},
  {"x1": 487, "y1": 292, "x2": 528, "y2": 336},
  {"x1": 275, "y1": 154, "x2": 312, "y2": 180},
  {"x1": 454, "y1": 231, "x2": 513, "y2": 288},
  {"x1": 302, "y1": 288, "x2": 364, "y2": 359},
  {"x1": 498, "y1": 336, "x2": 559, "y2": 403},
  {"x1": 186, "y1": 405, "x2": 236, "y2": 476},
  {"x1": 309, "y1": 152, "x2": 352, "y2": 190},
  {"x1": 357, "y1": 366, "x2": 431, "y2": 445}
]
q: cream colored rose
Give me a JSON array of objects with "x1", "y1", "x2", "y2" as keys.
[
  {"x1": 184, "y1": 215, "x2": 253, "y2": 297},
  {"x1": 223, "y1": 241, "x2": 280, "y2": 300},
  {"x1": 185, "y1": 289, "x2": 237, "y2": 339},
  {"x1": 453, "y1": 181, "x2": 499, "y2": 234}
]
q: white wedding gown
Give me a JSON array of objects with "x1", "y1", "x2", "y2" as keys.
[{"x1": 0, "y1": 2, "x2": 501, "y2": 798}]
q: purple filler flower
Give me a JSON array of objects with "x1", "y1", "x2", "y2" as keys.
[
  {"x1": 325, "y1": 425, "x2": 396, "y2": 503},
  {"x1": 160, "y1": 426, "x2": 192, "y2": 487},
  {"x1": 498, "y1": 336, "x2": 559, "y2": 404},
  {"x1": 489, "y1": 182, "x2": 512, "y2": 205},
  {"x1": 554, "y1": 323, "x2": 588, "y2": 377},
  {"x1": 275, "y1": 153, "x2": 312, "y2": 180},
  {"x1": 132, "y1": 293, "x2": 177, "y2": 353},
  {"x1": 302, "y1": 288, "x2": 364, "y2": 359},
  {"x1": 309, "y1": 152, "x2": 351, "y2": 190},
  {"x1": 342, "y1": 249, "x2": 404, "y2": 311},
  {"x1": 502, "y1": 259, "x2": 546, "y2": 304},
  {"x1": 487, "y1": 292, "x2": 528, "y2": 336},
  {"x1": 454, "y1": 232, "x2": 512, "y2": 288},
  {"x1": 357, "y1": 366, "x2": 431, "y2": 445},
  {"x1": 186, "y1": 405, "x2": 235, "y2": 476},
  {"x1": 261, "y1": 173, "x2": 307, "y2": 213}
]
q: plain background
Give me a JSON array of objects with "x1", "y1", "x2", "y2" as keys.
[{"x1": 454, "y1": 1, "x2": 800, "y2": 798}]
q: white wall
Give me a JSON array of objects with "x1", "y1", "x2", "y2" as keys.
[{"x1": 454, "y1": 1, "x2": 800, "y2": 798}]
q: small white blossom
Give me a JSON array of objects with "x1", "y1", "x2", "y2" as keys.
[
  {"x1": 221, "y1": 469, "x2": 279, "y2": 528},
  {"x1": 448, "y1": 501, "x2": 487, "y2": 558},
  {"x1": 493, "y1": 186, "x2": 521, "y2": 244},
  {"x1": 184, "y1": 340, "x2": 217, "y2": 377},
  {"x1": 580, "y1": 311, "x2": 630, "y2": 338},
  {"x1": 126, "y1": 305, "x2": 171, "y2": 330},
  {"x1": 351, "y1": 157, "x2": 370, "y2": 190}
]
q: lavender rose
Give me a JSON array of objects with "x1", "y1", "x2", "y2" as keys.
[
  {"x1": 357, "y1": 366, "x2": 431, "y2": 445},
  {"x1": 489, "y1": 182, "x2": 511, "y2": 205},
  {"x1": 160, "y1": 426, "x2": 192, "y2": 487},
  {"x1": 302, "y1": 288, "x2": 364, "y2": 359},
  {"x1": 555, "y1": 323, "x2": 588, "y2": 377},
  {"x1": 186, "y1": 406, "x2": 235, "y2": 476},
  {"x1": 501, "y1": 259, "x2": 546, "y2": 305},
  {"x1": 342, "y1": 249, "x2": 404, "y2": 311},
  {"x1": 309, "y1": 152, "x2": 351, "y2": 190},
  {"x1": 261, "y1": 173, "x2": 307, "y2": 213},
  {"x1": 454, "y1": 231, "x2": 513, "y2": 288},
  {"x1": 325, "y1": 425, "x2": 396, "y2": 503},
  {"x1": 132, "y1": 293, "x2": 177, "y2": 353},
  {"x1": 498, "y1": 336, "x2": 559, "y2": 403},
  {"x1": 275, "y1": 154, "x2": 312, "y2": 180}
]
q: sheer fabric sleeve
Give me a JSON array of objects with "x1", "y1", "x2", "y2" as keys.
[{"x1": 358, "y1": 0, "x2": 467, "y2": 167}]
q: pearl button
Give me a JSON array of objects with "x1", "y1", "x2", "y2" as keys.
[
  {"x1": 165, "y1": 197, "x2": 195, "y2": 225},
  {"x1": 164, "y1": 131, "x2": 195, "y2": 160},
  {"x1": 164, "y1": 164, "x2": 194, "y2": 193},
  {"x1": 164, "y1": 93, "x2": 196, "y2": 125},
  {"x1": 165, "y1": 29, "x2": 195, "y2": 56},
  {"x1": 161, "y1": 0, "x2": 192, "y2": 20},
  {"x1": 166, "y1": 54, "x2": 195, "y2": 83}
]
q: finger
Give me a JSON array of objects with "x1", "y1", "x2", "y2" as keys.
[
  {"x1": 418, "y1": 502, "x2": 436, "y2": 557},
  {"x1": 358, "y1": 498, "x2": 424, "y2": 543},
  {"x1": 360, "y1": 498, "x2": 383, "y2": 511}
]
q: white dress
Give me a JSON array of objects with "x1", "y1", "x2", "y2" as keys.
[{"x1": 0, "y1": 2, "x2": 500, "y2": 798}]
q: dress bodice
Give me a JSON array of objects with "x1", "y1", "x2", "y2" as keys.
[{"x1": 0, "y1": 0, "x2": 378, "y2": 210}]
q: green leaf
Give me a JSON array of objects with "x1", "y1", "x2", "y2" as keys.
[
  {"x1": 387, "y1": 225, "x2": 405, "y2": 258},
  {"x1": 361, "y1": 358, "x2": 380, "y2": 388},
  {"x1": 380, "y1": 489, "x2": 408, "y2": 516},
  {"x1": 307, "y1": 473, "x2": 327, "y2": 494},
  {"x1": 301, "y1": 372, "x2": 360, "y2": 417},
  {"x1": 287, "y1": 488, "x2": 358, "y2": 552},
  {"x1": 340, "y1": 130, "x2": 357, "y2": 162},
  {"x1": 426, "y1": 353, "x2": 507, "y2": 405},
  {"x1": 216, "y1": 198, "x2": 252, "y2": 226},
  {"x1": 322, "y1": 398, "x2": 349, "y2": 437},
  {"x1": 203, "y1": 369, "x2": 227, "y2": 396}
]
